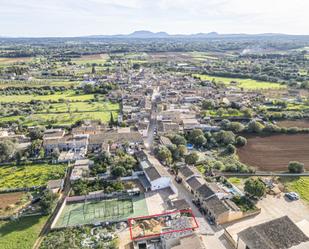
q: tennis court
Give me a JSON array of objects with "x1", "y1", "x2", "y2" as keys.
[{"x1": 55, "y1": 194, "x2": 149, "y2": 228}]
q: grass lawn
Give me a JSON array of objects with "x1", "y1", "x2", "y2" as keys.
[
  {"x1": 280, "y1": 177, "x2": 309, "y2": 204},
  {"x1": 0, "y1": 90, "x2": 95, "y2": 103},
  {"x1": 0, "y1": 163, "x2": 67, "y2": 190},
  {"x1": 0, "y1": 215, "x2": 48, "y2": 249},
  {"x1": 193, "y1": 74, "x2": 285, "y2": 90}
]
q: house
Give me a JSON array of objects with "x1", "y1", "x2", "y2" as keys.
[
  {"x1": 138, "y1": 152, "x2": 174, "y2": 192},
  {"x1": 168, "y1": 199, "x2": 190, "y2": 211},
  {"x1": 178, "y1": 165, "x2": 201, "y2": 182},
  {"x1": 185, "y1": 176, "x2": 206, "y2": 194},
  {"x1": 88, "y1": 130, "x2": 143, "y2": 153},
  {"x1": 236, "y1": 216, "x2": 309, "y2": 249},
  {"x1": 70, "y1": 159, "x2": 93, "y2": 181},
  {"x1": 194, "y1": 183, "x2": 242, "y2": 225},
  {"x1": 43, "y1": 134, "x2": 89, "y2": 155},
  {"x1": 168, "y1": 233, "x2": 206, "y2": 249},
  {"x1": 47, "y1": 179, "x2": 64, "y2": 193},
  {"x1": 160, "y1": 136, "x2": 173, "y2": 147}
]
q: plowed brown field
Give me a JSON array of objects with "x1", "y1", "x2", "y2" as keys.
[{"x1": 237, "y1": 134, "x2": 309, "y2": 171}]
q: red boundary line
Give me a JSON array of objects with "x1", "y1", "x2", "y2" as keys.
[{"x1": 128, "y1": 209, "x2": 199, "y2": 241}]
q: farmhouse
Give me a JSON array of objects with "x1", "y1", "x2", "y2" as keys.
[{"x1": 236, "y1": 216, "x2": 309, "y2": 249}]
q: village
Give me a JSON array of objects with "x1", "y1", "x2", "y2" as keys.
[{"x1": 0, "y1": 46, "x2": 309, "y2": 249}]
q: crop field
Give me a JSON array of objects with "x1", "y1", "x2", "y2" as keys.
[
  {"x1": 277, "y1": 119, "x2": 309, "y2": 128},
  {"x1": 0, "y1": 79, "x2": 82, "y2": 89},
  {"x1": 0, "y1": 163, "x2": 67, "y2": 190},
  {"x1": 237, "y1": 134, "x2": 309, "y2": 171},
  {"x1": 55, "y1": 195, "x2": 148, "y2": 228},
  {"x1": 72, "y1": 53, "x2": 109, "y2": 65},
  {"x1": 0, "y1": 215, "x2": 48, "y2": 249},
  {"x1": 0, "y1": 57, "x2": 32, "y2": 65},
  {"x1": 193, "y1": 74, "x2": 285, "y2": 90},
  {"x1": 0, "y1": 90, "x2": 95, "y2": 103}
]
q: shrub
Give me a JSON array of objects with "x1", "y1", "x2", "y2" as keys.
[{"x1": 288, "y1": 161, "x2": 305, "y2": 173}]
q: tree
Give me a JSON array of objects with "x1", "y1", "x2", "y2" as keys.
[
  {"x1": 226, "y1": 122, "x2": 245, "y2": 133},
  {"x1": 171, "y1": 134, "x2": 187, "y2": 146},
  {"x1": 29, "y1": 139, "x2": 42, "y2": 157},
  {"x1": 40, "y1": 189, "x2": 57, "y2": 214},
  {"x1": 235, "y1": 136, "x2": 247, "y2": 147},
  {"x1": 83, "y1": 83, "x2": 94, "y2": 94},
  {"x1": 225, "y1": 144, "x2": 236, "y2": 154},
  {"x1": 195, "y1": 135, "x2": 207, "y2": 148},
  {"x1": 51, "y1": 148, "x2": 60, "y2": 160},
  {"x1": 109, "y1": 112, "x2": 115, "y2": 127},
  {"x1": 167, "y1": 144, "x2": 180, "y2": 162},
  {"x1": 185, "y1": 152, "x2": 199, "y2": 165},
  {"x1": 155, "y1": 146, "x2": 173, "y2": 165},
  {"x1": 178, "y1": 144, "x2": 187, "y2": 157},
  {"x1": 28, "y1": 128, "x2": 43, "y2": 140},
  {"x1": 288, "y1": 161, "x2": 304, "y2": 173},
  {"x1": 214, "y1": 130, "x2": 235, "y2": 145},
  {"x1": 247, "y1": 120, "x2": 264, "y2": 133},
  {"x1": 112, "y1": 166, "x2": 126, "y2": 177},
  {"x1": 0, "y1": 140, "x2": 16, "y2": 162},
  {"x1": 244, "y1": 178, "x2": 266, "y2": 198},
  {"x1": 202, "y1": 99, "x2": 216, "y2": 110}
]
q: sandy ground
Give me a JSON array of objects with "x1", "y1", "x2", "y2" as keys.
[{"x1": 224, "y1": 194, "x2": 309, "y2": 242}]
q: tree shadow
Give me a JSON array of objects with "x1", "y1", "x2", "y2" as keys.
[{"x1": 0, "y1": 215, "x2": 43, "y2": 237}]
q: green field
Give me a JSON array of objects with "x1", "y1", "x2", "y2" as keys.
[
  {"x1": 193, "y1": 74, "x2": 285, "y2": 90},
  {"x1": 0, "y1": 90, "x2": 95, "y2": 103},
  {"x1": 0, "y1": 163, "x2": 67, "y2": 190},
  {"x1": 281, "y1": 177, "x2": 309, "y2": 204},
  {"x1": 55, "y1": 195, "x2": 148, "y2": 228},
  {"x1": 0, "y1": 215, "x2": 47, "y2": 249},
  {"x1": 72, "y1": 54, "x2": 109, "y2": 65},
  {"x1": 0, "y1": 101, "x2": 119, "y2": 126},
  {"x1": 0, "y1": 80, "x2": 82, "y2": 89}
]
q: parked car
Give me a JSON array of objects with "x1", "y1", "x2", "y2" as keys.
[{"x1": 285, "y1": 192, "x2": 300, "y2": 201}]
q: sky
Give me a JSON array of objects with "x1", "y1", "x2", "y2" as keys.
[{"x1": 1, "y1": 0, "x2": 309, "y2": 37}]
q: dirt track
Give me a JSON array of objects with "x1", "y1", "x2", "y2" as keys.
[{"x1": 237, "y1": 134, "x2": 309, "y2": 171}]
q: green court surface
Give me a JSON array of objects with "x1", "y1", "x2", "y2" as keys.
[{"x1": 55, "y1": 195, "x2": 148, "y2": 228}]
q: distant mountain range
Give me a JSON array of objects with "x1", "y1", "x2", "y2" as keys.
[
  {"x1": 85, "y1": 30, "x2": 308, "y2": 39},
  {"x1": 1, "y1": 31, "x2": 309, "y2": 39}
]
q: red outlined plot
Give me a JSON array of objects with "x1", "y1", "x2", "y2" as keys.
[{"x1": 128, "y1": 209, "x2": 199, "y2": 241}]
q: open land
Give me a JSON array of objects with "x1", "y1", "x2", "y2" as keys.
[
  {"x1": 193, "y1": 74, "x2": 285, "y2": 90},
  {"x1": 237, "y1": 134, "x2": 309, "y2": 171},
  {"x1": 0, "y1": 163, "x2": 67, "y2": 190},
  {"x1": 0, "y1": 215, "x2": 48, "y2": 249},
  {"x1": 277, "y1": 119, "x2": 309, "y2": 128}
]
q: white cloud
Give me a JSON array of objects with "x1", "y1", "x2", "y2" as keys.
[{"x1": 0, "y1": 0, "x2": 308, "y2": 36}]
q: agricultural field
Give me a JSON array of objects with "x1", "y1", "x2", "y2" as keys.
[
  {"x1": 0, "y1": 80, "x2": 82, "y2": 89},
  {"x1": 72, "y1": 54, "x2": 109, "y2": 65},
  {"x1": 0, "y1": 215, "x2": 48, "y2": 249},
  {"x1": 0, "y1": 163, "x2": 67, "y2": 190},
  {"x1": 193, "y1": 74, "x2": 285, "y2": 90},
  {"x1": 0, "y1": 90, "x2": 95, "y2": 103},
  {"x1": 0, "y1": 192, "x2": 31, "y2": 216},
  {"x1": 237, "y1": 134, "x2": 309, "y2": 171},
  {"x1": 0, "y1": 57, "x2": 32, "y2": 65},
  {"x1": 276, "y1": 119, "x2": 309, "y2": 128}
]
